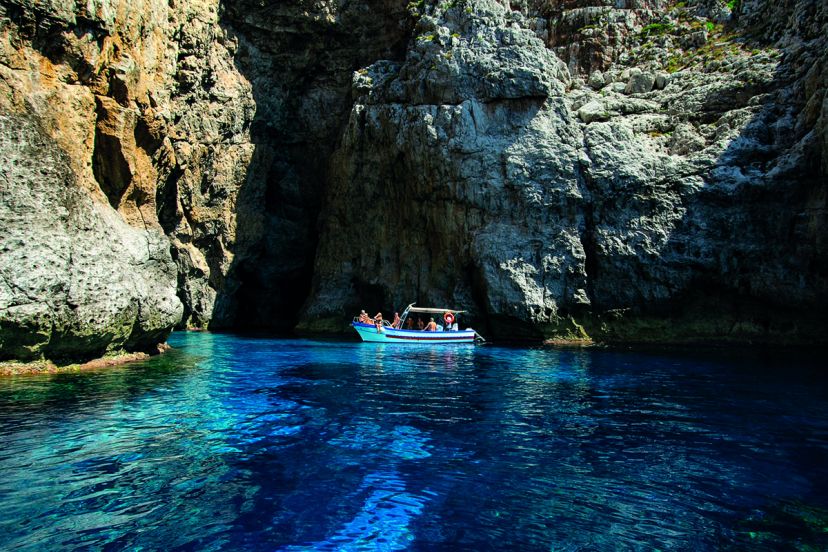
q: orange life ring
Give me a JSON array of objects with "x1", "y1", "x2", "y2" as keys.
[{"x1": 444, "y1": 312, "x2": 455, "y2": 325}]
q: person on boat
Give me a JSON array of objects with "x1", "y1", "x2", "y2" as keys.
[
  {"x1": 405, "y1": 317, "x2": 414, "y2": 330},
  {"x1": 358, "y1": 310, "x2": 373, "y2": 324},
  {"x1": 374, "y1": 312, "x2": 383, "y2": 332},
  {"x1": 424, "y1": 318, "x2": 437, "y2": 331},
  {"x1": 417, "y1": 317, "x2": 424, "y2": 330},
  {"x1": 392, "y1": 312, "x2": 401, "y2": 329}
]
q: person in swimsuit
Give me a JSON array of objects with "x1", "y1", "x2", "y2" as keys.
[
  {"x1": 392, "y1": 312, "x2": 401, "y2": 329},
  {"x1": 424, "y1": 318, "x2": 437, "y2": 331},
  {"x1": 374, "y1": 312, "x2": 383, "y2": 332}
]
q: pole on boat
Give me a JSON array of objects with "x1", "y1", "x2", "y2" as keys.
[{"x1": 400, "y1": 303, "x2": 415, "y2": 328}]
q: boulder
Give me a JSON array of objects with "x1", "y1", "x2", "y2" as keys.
[
  {"x1": 625, "y1": 71, "x2": 656, "y2": 94},
  {"x1": 588, "y1": 71, "x2": 606, "y2": 90},
  {"x1": 578, "y1": 100, "x2": 614, "y2": 123}
]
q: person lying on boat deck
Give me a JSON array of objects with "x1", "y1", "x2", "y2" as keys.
[
  {"x1": 405, "y1": 318, "x2": 414, "y2": 330},
  {"x1": 417, "y1": 317, "x2": 424, "y2": 330},
  {"x1": 374, "y1": 312, "x2": 383, "y2": 331},
  {"x1": 358, "y1": 310, "x2": 373, "y2": 324},
  {"x1": 424, "y1": 318, "x2": 438, "y2": 332}
]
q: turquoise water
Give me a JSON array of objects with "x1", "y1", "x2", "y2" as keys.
[{"x1": 1, "y1": 332, "x2": 827, "y2": 550}]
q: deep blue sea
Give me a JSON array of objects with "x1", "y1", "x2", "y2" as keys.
[{"x1": 1, "y1": 332, "x2": 827, "y2": 551}]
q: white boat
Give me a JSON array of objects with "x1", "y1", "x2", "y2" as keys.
[{"x1": 352, "y1": 304, "x2": 485, "y2": 344}]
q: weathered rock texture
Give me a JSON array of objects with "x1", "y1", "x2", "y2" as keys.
[
  {"x1": 1, "y1": 0, "x2": 414, "y2": 340},
  {"x1": 301, "y1": 0, "x2": 828, "y2": 343},
  {"x1": 0, "y1": 0, "x2": 247, "y2": 360},
  {"x1": 213, "y1": 0, "x2": 411, "y2": 330},
  {"x1": 1, "y1": 0, "x2": 826, "y2": 355},
  {"x1": 0, "y1": 114, "x2": 181, "y2": 361}
]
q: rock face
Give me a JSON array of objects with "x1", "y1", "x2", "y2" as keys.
[
  {"x1": 0, "y1": 114, "x2": 182, "y2": 361},
  {"x1": 1, "y1": 0, "x2": 826, "y2": 354},
  {"x1": 1, "y1": 0, "x2": 414, "y2": 333},
  {"x1": 300, "y1": 0, "x2": 828, "y2": 343},
  {"x1": 212, "y1": 0, "x2": 411, "y2": 331},
  {"x1": 301, "y1": 1, "x2": 589, "y2": 337},
  {"x1": 1, "y1": 0, "x2": 262, "y2": 324},
  {"x1": 0, "y1": 0, "x2": 244, "y2": 360}
]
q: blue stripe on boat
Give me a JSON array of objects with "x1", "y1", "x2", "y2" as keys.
[{"x1": 351, "y1": 321, "x2": 479, "y2": 344}]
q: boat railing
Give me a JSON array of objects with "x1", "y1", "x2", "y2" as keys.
[{"x1": 352, "y1": 316, "x2": 393, "y2": 328}]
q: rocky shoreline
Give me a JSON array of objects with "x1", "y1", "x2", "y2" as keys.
[{"x1": 0, "y1": 347, "x2": 169, "y2": 376}]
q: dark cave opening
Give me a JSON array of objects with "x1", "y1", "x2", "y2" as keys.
[{"x1": 207, "y1": 0, "x2": 415, "y2": 333}]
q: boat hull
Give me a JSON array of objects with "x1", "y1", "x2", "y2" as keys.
[{"x1": 352, "y1": 322, "x2": 476, "y2": 343}]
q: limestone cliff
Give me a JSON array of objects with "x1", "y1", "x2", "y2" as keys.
[
  {"x1": 0, "y1": 113, "x2": 182, "y2": 361},
  {"x1": 0, "y1": 0, "x2": 414, "y2": 360},
  {"x1": 212, "y1": 0, "x2": 411, "y2": 331},
  {"x1": 0, "y1": 0, "x2": 247, "y2": 360},
  {"x1": 1, "y1": 0, "x2": 826, "y2": 358},
  {"x1": 301, "y1": 0, "x2": 828, "y2": 342}
]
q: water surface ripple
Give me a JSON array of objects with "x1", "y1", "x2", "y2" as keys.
[{"x1": 1, "y1": 333, "x2": 827, "y2": 550}]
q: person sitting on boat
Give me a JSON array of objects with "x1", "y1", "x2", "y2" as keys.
[
  {"x1": 374, "y1": 312, "x2": 384, "y2": 332},
  {"x1": 424, "y1": 318, "x2": 438, "y2": 331},
  {"x1": 392, "y1": 312, "x2": 401, "y2": 329},
  {"x1": 417, "y1": 317, "x2": 424, "y2": 330},
  {"x1": 405, "y1": 318, "x2": 414, "y2": 330},
  {"x1": 358, "y1": 310, "x2": 373, "y2": 324}
]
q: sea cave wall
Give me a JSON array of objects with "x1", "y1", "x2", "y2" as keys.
[
  {"x1": 1, "y1": 0, "x2": 249, "y2": 361},
  {"x1": 301, "y1": 0, "x2": 828, "y2": 343},
  {"x1": 1, "y1": 0, "x2": 826, "y2": 362}
]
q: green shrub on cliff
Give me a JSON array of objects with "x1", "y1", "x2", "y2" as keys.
[
  {"x1": 407, "y1": 0, "x2": 424, "y2": 17},
  {"x1": 640, "y1": 22, "x2": 675, "y2": 38}
]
